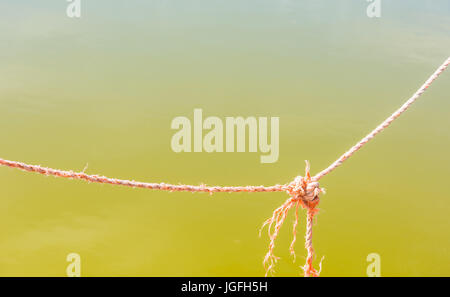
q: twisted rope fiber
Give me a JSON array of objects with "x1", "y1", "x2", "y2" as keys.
[{"x1": 0, "y1": 57, "x2": 449, "y2": 276}]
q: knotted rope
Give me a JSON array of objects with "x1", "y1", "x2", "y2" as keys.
[
  {"x1": 260, "y1": 161, "x2": 324, "y2": 276},
  {"x1": 0, "y1": 57, "x2": 449, "y2": 276}
]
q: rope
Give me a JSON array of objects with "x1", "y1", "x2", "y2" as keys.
[
  {"x1": 259, "y1": 161, "x2": 324, "y2": 276},
  {"x1": 313, "y1": 57, "x2": 450, "y2": 181},
  {"x1": 0, "y1": 158, "x2": 284, "y2": 193},
  {"x1": 0, "y1": 57, "x2": 448, "y2": 276}
]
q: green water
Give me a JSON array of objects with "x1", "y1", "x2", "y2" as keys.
[{"x1": 0, "y1": 1, "x2": 449, "y2": 276}]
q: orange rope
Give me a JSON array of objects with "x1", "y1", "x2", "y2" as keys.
[{"x1": 0, "y1": 57, "x2": 449, "y2": 276}]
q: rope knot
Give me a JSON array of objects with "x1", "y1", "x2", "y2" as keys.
[{"x1": 286, "y1": 161, "x2": 324, "y2": 208}]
